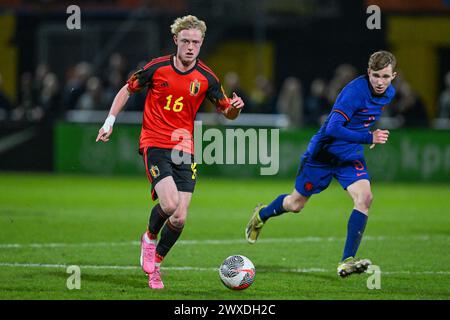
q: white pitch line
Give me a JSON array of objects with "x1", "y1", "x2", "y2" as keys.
[
  {"x1": 0, "y1": 262, "x2": 449, "y2": 275},
  {"x1": 0, "y1": 241, "x2": 140, "y2": 249},
  {"x1": 0, "y1": 262, "x2": 213, "y2": 271},
  {"x1": 0, "y1": 235, "x2": 445, "y2": 249}
]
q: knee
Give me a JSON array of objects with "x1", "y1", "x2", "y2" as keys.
[
  {"x1": 355, "y1": 192, "x2": 373, "y2": 212},
  {"x1": 291, "y1": 203, "x2": 304, "y2": 213},
  {"x1": 160, "y1": 197, "x2": 179, "y2": 215},
  {"x1": 365, "y1": 192, "x2": 374, "y2": 209},
  {"x1": 169, "y1": 213, "x2": 186, "y2": 229},
  {"x1": 289, "y1": 199, "x2": 305, "y2": 213}
]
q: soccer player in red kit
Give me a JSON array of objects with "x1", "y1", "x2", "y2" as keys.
[{"x1": 96, "y1": 15, "x2": 244, "y2": 289}]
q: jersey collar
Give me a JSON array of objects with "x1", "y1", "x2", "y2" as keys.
[{"x1": 171, "y1": 54, "x2": 198, "y2": 75}]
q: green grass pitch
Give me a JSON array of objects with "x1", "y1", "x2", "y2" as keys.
[{"x1": 0, "y1": 172, "x2": 449, "y2": 300}]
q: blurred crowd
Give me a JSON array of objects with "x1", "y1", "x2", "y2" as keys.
[
  {"x1": 0, "y1": 53, "x2": 147, "y2": 124},
  {"x1": 222, "y1": 64, "x2": 449, "y2": 128},
  {"x1": 1, "y1": 53, "x2": 449, "y2": 128}
]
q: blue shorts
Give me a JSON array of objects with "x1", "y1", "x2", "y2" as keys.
[{"x1": 295, "y1": 157, "x2": 371, "y2": 197}]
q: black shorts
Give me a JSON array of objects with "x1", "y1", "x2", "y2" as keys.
[{"x1": 142, "y1": 147, "x2": 197, "y2": 200}]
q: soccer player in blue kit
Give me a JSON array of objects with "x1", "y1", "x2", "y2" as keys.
[{"x1": 245, "y1": 51, "x2": 397, "y2": 277}]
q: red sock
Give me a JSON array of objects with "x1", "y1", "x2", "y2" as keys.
[
  {"x1": 146, "y1": 230, "x2": 157, "y2": 240},
  {"x1": 155, "y1": 253, "x2": 164, "y2": 264}
]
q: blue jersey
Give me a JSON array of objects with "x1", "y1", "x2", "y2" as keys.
[{"x1": 303, "y1": 75, "x2": 396, "y2": 164}]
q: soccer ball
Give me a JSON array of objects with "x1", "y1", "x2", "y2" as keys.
[{"x1": 219, "y1": 255, "x2": 255, "y2": 290}]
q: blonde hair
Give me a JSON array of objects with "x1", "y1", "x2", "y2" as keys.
[
  {"x1": 170, "y1": 15, "x2": 207, "y2": 38},
  {"x1": 368, "y1": 50, "x2": 397, "y2": 71}
]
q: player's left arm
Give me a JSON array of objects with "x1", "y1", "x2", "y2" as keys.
[
  {"x1": 222, "y1": 92, "x2": 244, "y2": 120},
  {"x1": 206, "y1": 76, "x2": 244, "y2": 120}
]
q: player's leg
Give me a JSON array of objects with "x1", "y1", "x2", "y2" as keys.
[
  {"x1": 156, "y1": 191, "x2": 192, "y2": 264},
  {"x1": 342, "y1": 179, "x2": 372, "y2": 259},
  {"x1": 246, "y1": 159, "x2": 332, "y2": 244},
  {"x1": 144, "y1": 148, "x2": 179, "y2": 235},
  {"x1": 277, "y1": 189, "x2": 310, "y2": 213},
  {"x1": 245, "y1": 189, "x2": 310, "y2": 244},
  {"x1": 155, "y1": 159, "x2": 196, "y2": 260},
  {"x1": 336, "y1": 161, "x2": 373, "y2": 277},
  {"x1": 141, "y1": 176, "x2": 179, "y2": 275},
  {"x1": 148, "y1": 191, "x2": 192, "y2": 289},
  {"x1": 147, "y1": 159, "x2": 196, "y2": 289},
  {"x1": 141, "y1": 148, "x2": 179, "y2": 276},
  {"x1": 260, "y1": 188, "x2": 310, "y2": 219},
  {"x1": 151, "y1": 176, "x2": 181, "y2": 232}
]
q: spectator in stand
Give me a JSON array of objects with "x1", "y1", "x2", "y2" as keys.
[
  {"x1": 0, "y1": 73, "x2": 13, "y2": 121},
  {"x1": 76, "y1": 76, "x2": 109, "y2": 110},
  {"x1": 397, "y1": 81, "x2": 428, "y2": 127},
  {"x1": 223, "y1": 71, "x2": 252, "y2": 113},
  {"x1": 12, "y1": 72, "x2": 42, "y2": 121},
  {"x1": 305, "y1": 78, "x2": 329, "y2": 126},
  {"x1": 34, "y1": 63, "x2": 50, "y2": 93},
  {"x1": 104, "y1": 53, "x2": 128, "y2": 106},
  {"x1": 326, "y1": 63, "x2": 357, "y2": 107},
  {"x1": 276, "y1": 76, "x2": 303, "y2": 128},
  {"x1": 249, "y1": 74, "x2": 276, "y2": 114},
  {"x1": 389, "y1": 74, "x2": 428, "y2": 127},
  {"x1": 105, "y1": 70, "x2": 124, "y2": 107},
  {"x1": 38, "y1": 72, "x2": 62, "y2": 122},
  {"x1": 108, "y1": 53, "x2": 128, "y2": 79},
  {"x1": 63, "y1": 61, "x2": 92, "y2": 110},
  {"x1": 437, "y1": 71, "x2": 450, "y2": 119}
]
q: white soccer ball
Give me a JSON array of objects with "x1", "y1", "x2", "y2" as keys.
[{"x1": 219, "y1": 255, "x2": 255, "y2": 290}]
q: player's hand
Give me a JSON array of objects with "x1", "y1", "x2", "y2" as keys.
[
  {"x1": 96, "y1": 114, "x2": 116, "y2": 142},
  {"x1": 96, "y1": 127, "x2": 113, "y2": 142},
  {"x1": 371, "y1": 129, "x2": 389, "y2": 148},
  {"x1": 229, "y1": 92, "x2": 244, "y2": 110}
]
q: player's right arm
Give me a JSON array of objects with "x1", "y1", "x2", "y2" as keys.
[
  {"x1": 325, "y1": 112, "x2": 389, "y2": 145},
  {"x1": 325, "y1": 84, "x2": 389, "y2": 146},
  {"x1": 96, "y1": 65, "x2": 154, "y2": 142},
  {"x1": 96, "y1": 84, "x2": 130, "y2": 142}
]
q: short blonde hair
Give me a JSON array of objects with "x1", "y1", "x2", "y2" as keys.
[
  {"x1": 170, "y1": 15, "x2": 207, "y2": 38},
  {"x1": 368, "y1": 50, "x2": 397, "y2": 71}
]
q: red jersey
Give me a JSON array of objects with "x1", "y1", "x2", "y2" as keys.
[{"x1": 127, "y1": 55, "x2": 230, "y2": 154}]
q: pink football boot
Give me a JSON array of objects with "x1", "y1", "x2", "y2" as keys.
[
  {"x1": 140, "y1": 232, "x2": 156, "y2": 274},
  {"x1": 148, "y1": 265, "x2": 164, "y2": 289}
]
